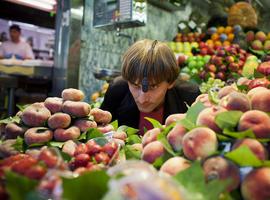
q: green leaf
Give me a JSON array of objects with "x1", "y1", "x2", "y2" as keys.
[
  {"x1": 179, "y1": 118, "x2": 196, "y2": 130},
  {"x1": 62, "y1": 170, "x2": 110, "y2": 200},
  {"x1": 144, "y1": 117, "x2": 163, "y2": 129},
  {"x1": 254, "y1": 69, "x2": 265, "y2": 78},
  {"x1": 237, "y1": 84, "x2": 249, "y2": 92},
  {"x1": 78, "y1": 132, "x2": 87, "y2": 140},
  {"x1": 215, "y1": 111, "x2": 243, "y2": 130},
  {"x1": 5, "y1": 170, "x2": 38, "y2": 200},
  {"x1": 123, "y1": 145, "x2": 141, "y2": 160},
  {"x1": 223, "y1": 128, "x2": 256, "y2": 139},
  {"x1": 110, "y1": 120, "x2": 118, "y2": 130},
  {"x1": 60, "y1": 151, "x2": 72, "y2": 162},
  {"x1": 91, "y1": 137, "x2": 109, "y2": 147},
  {"x1": 185, "y1": 101, "x2": 206, "y2": 124},
  {"x1": 152, "y1": 152, "x2": 171, "y2": 168},
  {"x1": 16, "y1": 104, "x2": 29, "y2": 111},
  {"x1": 216, "y1": 133, "x2": 233, "y2": 142},
  {"x1": 161, "y1": 122, "x2": 175, "y2": 136},
  {"x1": 126, "y1": 135, "x2": 141, "y2": 145},
  {"x1": 225, "y1": 146, "x2": 262, "y2": 167},
  {"x1": 48, "y1": 141, "x2": 65, "y2": 148},
  {"x1": 28, "y1": 142, "x2": 48, "y2": 148},
  {"x1": 86, "y1": 128, "x2": 104, "y2": 141},
  {"x1": 0, "y1": 116, "x2": 21, "y2": 125},
  {"x1": 117, "y1": 125, "x2": 138, "y2": 136},
  {"x1": 174, "y1": 162, "x2": 228, "y2": 200},
  {"x1": 157, "y1": 132, "x2": 177, "y2": 156},
  {"x1": 208, "y1": 90, "x2": 220, "y2": 104},
  {"x1": 12, "y1": 137, "x2": 25, "y2": 152}
]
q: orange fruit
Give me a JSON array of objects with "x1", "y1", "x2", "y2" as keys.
[
  {"x1": 214, "y1": 40, "x2": 222, "y2": 47},
  {"x1": 217, "y1": 26, "x2": 225, "y2": 34},
  {"x1": 223, "y1": 41, "x2": 231, "y2": 46},
  {"x1": 211, "y1": 33, "x2": 219, "y2": 41},
  {"x1": 225, "y1": 26, "x2": 233, "y2": 34},
  {"x1": 227, "y1": 33, "x2": 235, "y2": 42}
]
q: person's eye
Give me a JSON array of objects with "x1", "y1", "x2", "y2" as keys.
[
  {"x1": 132, "y1": 83, "x2": 141, "y2": 89},
  {"x1": 149, "y1": 84, "x2": 158, "y2": 90}
]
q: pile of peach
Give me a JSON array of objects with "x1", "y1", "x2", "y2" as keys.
[
  {"x1": 1, "y1": 88, "x2": 113, "y2": 155},
  {"x1": 140, "y1": 85, "x2": 270, "y2": 200}
]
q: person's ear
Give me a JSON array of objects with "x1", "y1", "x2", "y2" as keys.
[{"x1": 168, "y1": 81, "x2": 175, "y2": 89}]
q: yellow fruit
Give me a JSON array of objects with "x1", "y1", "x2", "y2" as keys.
[
  {"x1": 102, "y1": 83, "x2": 109, "y2": 91},
  {"x1": 91, "y1": 92, "x2": 100, "y2": 102}
]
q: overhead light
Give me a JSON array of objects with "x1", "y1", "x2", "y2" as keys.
[{"x1": 6, "y1": 0, "x2": 57, "y2": 12}]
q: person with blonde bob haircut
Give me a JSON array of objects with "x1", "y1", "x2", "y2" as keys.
[{"x1": 100, "y1": 39, "x2": 200, "y2": 135}]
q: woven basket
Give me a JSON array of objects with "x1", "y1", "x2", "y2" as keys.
[{"x1": 228, "y1": 2, "x2": 257, "y2": 28}]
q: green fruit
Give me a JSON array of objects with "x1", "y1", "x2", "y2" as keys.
[
  {"x1": 203, "y1": 55, "x2": 211, "y2": 63},
  {"x1": 188, "y1": 60, "x2": 197, "y2": 69}
]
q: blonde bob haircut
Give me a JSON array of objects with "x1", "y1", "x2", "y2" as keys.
[{"x1": 121, "y1": 39, "x2": 179, "y2": 85}]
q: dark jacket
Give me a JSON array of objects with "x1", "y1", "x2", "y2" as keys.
[{"x1": 100, "y1": 77, "x2": 200, "y2": 129}]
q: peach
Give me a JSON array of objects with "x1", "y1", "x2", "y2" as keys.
[
  {"x1": 203, "y1": 156, "x2": 240, "y2": 192},
  {"x1": 25, "y1": 148, "x2": 42, "y2": 159},
  {"x1": 237, "y1": 77, "x2": 251, "y2": 87},
  {"x1": 0, "y1": 139, "x2": 19, "y2": 158},
  {"x1": 62, "y1": 140, "x2": 77, "y2": 156},
  {"x1": 44, "y1": 97, "x2": 63, "y2": 114},
  {"x1": 48, "y1": 113, "x2": 71, "y2": 129},
  {"x1": 165, "y1": 113, "x2": 186, "y2": 126},
  {"x1": 54, "y1": 126, "x2": 80, "y2": 142},
  {"x1": 241, "y1": 167, "x2": 270, "y2": 200},
  {"x1": 142, "y1": 127, "x2": 161, "y2": 147},
  {"x1": 160, "y1": 156, "x2": 190, "y2": 176},
  {"x1": 61, "y1": 88, "x2": 85, "y2": 101},
  {"x1": 90, "y1": 108, "x2": 112, "y2": 124},
  {"x1": 192, "y1": 93, "x2": 212, "y2": 107},
  {"x1": 4, "y1": 123, "x2": 27, "y2": 139},
  {"x1": 167, "y1": 123, "x2": 187, "y2": 151},
  {"x1": 97, "y1": 124, "x2": 114, "y2": 133},
  {"x1": 250, "y1": 89, "x2": 270, "y2": 112},
  {"x1": 196, "y1": 106, "x2": 227, "y2": 133},
  {"x1": 218, "y1": 85, "x2": 237, "y2": 99},
  {"x1": 112, "y1": 130, "x2": 127, "y2": 141},
  {"x1": 219, "y1": 91, "x2": 251, "y2": 112},
  {"x1": 21, "y1": 103, "x2": 51, "y2": 127},
  {"x1": 74, "y1": 119, "x2": 97, "y2": 132},
  {"x1": 182, "y1": 127, "x2": 218, "y2": 160},
  {"x1": 142, "y1": 141, "x2": 166, "y2": 164},
  {"x1": 232, "y1": 138, "x2": 268, "y2": 160},
  {"x1": 24, "y1": 127, "x2": 53, "y2": 145},
  {"x1": 112, "y1": 138, "x2": 125, "y2": 147},
  {"x1": 238, "y1": 110, "x2": 270, "y2": 138},
  {"x1": 62, "y1": 100, "x2": 90, "y2": 118},
  {"x1": 247, "y1": 86, "x2": 268, "y2": 99}
]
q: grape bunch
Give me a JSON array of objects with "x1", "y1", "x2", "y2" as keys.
[{"x1": 199, "y1": 78, "x2": 225, "y2": 94}]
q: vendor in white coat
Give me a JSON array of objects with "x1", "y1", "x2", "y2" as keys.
[{"x1": 0, "y1": 24, "x2": 34, "y2": 60}]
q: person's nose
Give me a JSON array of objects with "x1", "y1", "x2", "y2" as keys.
[{"x1": 137, "y1": 90, "x2": 149, "y2": 104}]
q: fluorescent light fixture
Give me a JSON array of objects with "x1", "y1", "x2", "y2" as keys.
[
  {"x1": 71, "y1": 6, "x2": 84, "y2": 19},
  {"x1": 6, "y1": 0, "x2": 56, "y2": 12}
]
